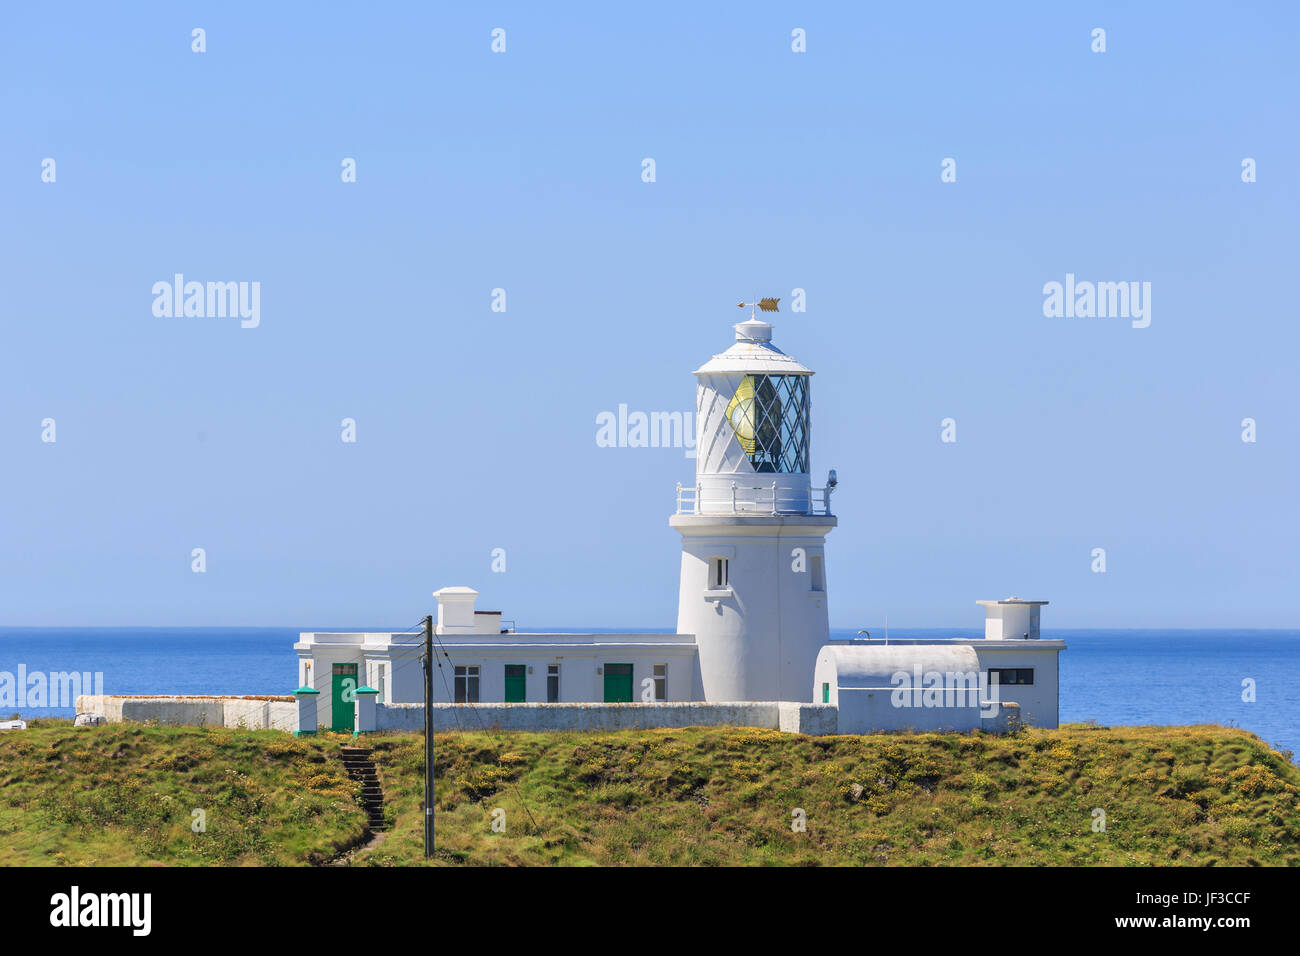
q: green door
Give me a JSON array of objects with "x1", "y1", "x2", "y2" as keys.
[
  {"x1": 603, "y1": 663, "x2": 633, "y2": 702},
  {"x1": 331, "y1": 663, "x2": 357, "y2": 732},
  {"x1": 504, "y1": 665, "x2": 526, "y2": 703}
]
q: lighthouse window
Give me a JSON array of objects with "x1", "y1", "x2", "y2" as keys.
[
  {"x1": 709, "y1": 557, "x2": 729, "y2": 589},
  {"x1": 723, "y1": 373, "x2": 809, "y2": 474},
  {"x1": 810, "y1": 555, "x2": 824, "y2": 591},
  {"x1": 454, "y1": 665, "x2": 480, "y2": 703},
  {"x1": 653, "y1": 663, "x2": 667, "y2": 700}
]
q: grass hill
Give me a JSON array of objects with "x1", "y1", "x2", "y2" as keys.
[{"x1": 1, "y1": 720, "x2": 1296, "y2": 866}]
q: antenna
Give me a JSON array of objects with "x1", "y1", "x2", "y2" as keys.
[{"x1": 736, "y1": 296, "x2": 780, "y2": 321}]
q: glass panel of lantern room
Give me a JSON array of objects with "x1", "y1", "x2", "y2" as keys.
[
  {"x1": 752, "y1": 375, "x2": 782, "y2": 472},
  {"x1": 725, "y1": 374, "x2": 809, "y2": 474}
]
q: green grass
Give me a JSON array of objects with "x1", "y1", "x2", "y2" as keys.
[
  {"x1": 358, "y1": 722, "x2": 1300, "y2": 866},
  {"x1": 0, "y1": 721, "x2": 367, "y2": 865},
  {"x1": 2, "y1": 720, "x2": 1297, "y2": 865}
]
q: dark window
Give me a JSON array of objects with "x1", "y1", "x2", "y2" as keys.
[
  {"x1": 454, "y1": 665, "x2": 480, "y2": 703},
  {"x1": 547, "y1": 664, "x2": 560, "y2": 703},
  {"x1": 988, "y1": 668, "x2": 1033, "y2": 686},
  {"x1": 653, "y1": 663, "x2": 667, "y2": 700},
  {"x1": 710, "y1": 557, "x2": 729, "y2": 589}
]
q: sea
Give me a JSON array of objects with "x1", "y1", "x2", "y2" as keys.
[{"x1": 1, "y1": 627, "x2": 1295, "y2": 760}]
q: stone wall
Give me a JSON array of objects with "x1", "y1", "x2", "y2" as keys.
[
  {"x1": 73, "y1": 695, "x2": 1032, "y2": 738},
  {"x1": 375, "y1": 700, "x2": 839, "y2": 734},
  {"x1": 75, "y1": 695, "x2": 296, "y2": 731}
]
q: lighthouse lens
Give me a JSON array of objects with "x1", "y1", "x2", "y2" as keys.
[{"x1": 725, "y1": 379, "x2": 758, "y2": 452}]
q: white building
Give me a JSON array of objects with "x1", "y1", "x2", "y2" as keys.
[
  {"x1": 814, "y1": 599, "x2": 1065, "y2": 734},
  {"x1": 295, "y1": 310, "x2": 1065, "y2": 734}
]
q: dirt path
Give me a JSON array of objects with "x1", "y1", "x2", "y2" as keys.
[{"x1": 326, "y1": 829, "x2": 388, "y2": 866}]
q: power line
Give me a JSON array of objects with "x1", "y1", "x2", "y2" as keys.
[{"x1": 429, "y1": 628, "x2": 540, "y2": 833}]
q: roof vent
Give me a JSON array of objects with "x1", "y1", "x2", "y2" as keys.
[{"x1": 734, "y1": 318, "x2": 773, "y2": 343}]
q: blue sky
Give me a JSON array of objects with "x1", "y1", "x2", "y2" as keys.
[{"x1": 2, "y1": 3, "x2": 1296, "y2": 628}]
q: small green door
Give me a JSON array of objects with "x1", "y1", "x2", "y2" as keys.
[
  {"x1": 504, "y1": 665, "x2": 526, "y2": 703},
  {"x1": 603, "y1": 663, "x2": 633, "y2": 702},
  {"x1": 331, "y1": 663, "x2": 358, "y2": 732}
]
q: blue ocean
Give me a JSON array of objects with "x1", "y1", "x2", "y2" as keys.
[{"x1": 1, "y1": 627, "x2": 1295, "y2": 760}]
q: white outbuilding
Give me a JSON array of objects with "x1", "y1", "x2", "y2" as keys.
[{"x1": 813, "y1": 599, "x2": 1064, "y2": 734}]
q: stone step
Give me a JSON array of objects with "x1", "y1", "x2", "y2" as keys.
[{"x1": 337, "y1": 749, "x2": 386, "y2": 835}]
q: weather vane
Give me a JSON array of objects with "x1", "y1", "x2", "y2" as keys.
[{"x1": 737, "y1": 296, "x2": 780, "y2": 321}]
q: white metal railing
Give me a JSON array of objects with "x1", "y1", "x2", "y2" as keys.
[{"x1": 675, "y1": 481, "x2": 834, "y2": 516}]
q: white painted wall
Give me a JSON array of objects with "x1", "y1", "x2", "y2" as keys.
[
  {"x1": 295, "y1": 633, "x2": 705, "y2": 727},
  {"x1": 971, "y1": 645, "x2": 1061, "y2": 729},
  {"x1": 812, "y1": 640, "x2": 1063, "y2": 733},
  {"x1": 672, "y1": 515, "x2": 834, "y2": 702},
  {"x1": 75, "y1": 695, "x2": 295, "y2": 730},
  {"x1": 74, "y1": 695, "x2": 839, "y2": 736},
  {"x1": 980, "y1": 602, "x2": 1045, "y2": 640}
]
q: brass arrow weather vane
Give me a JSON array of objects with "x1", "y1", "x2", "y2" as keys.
[{"x1": 737, "y1": 296, "x2": 780, "y2": 321}]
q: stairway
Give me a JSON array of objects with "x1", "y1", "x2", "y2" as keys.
[{"x1": 340, "y1": 746, "x2": 388, "y2": 832}]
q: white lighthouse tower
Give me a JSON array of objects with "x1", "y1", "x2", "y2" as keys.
[{"x1": 671, "y1": 302, "x2": 837, "y2": 701}]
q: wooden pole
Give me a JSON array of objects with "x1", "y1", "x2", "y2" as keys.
[{"x1": 423, "y1": 613, "x2": 434, "y2": 858}]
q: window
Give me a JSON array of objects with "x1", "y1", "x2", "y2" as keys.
[
  {"x1": 377, "y1": 664, "x2": 386, "y2": 703},
  {"x1": 709, "y1": 557, "x2": 729, "y2": 589},
  {"x1": 810, "y1": 555, "x2": 824, "y2": 592},
  {"x1": 988, "y1": 668, "x2": 1034, "y2": 686},
  {"x1": 822, "y1": 682, "x2": 830, "y2": 704},
  {"x1": 653, "y1": 663, "x2": 667, "y2": 701},
  {"x1": 504, "y1": 664, "x2": 526, "y2": 703},
  {"x1": 454, "y1": 665, "x2": 480, "y2": 703},
  {"x1": 723, "y1": 373, "x2": 810, "y2": 473},
  {"x1": 547, "y1": 664, "x2": 560, "y2": 703}
]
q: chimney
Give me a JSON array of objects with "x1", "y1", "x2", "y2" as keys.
[
  {"x1": 434, "y1": 586, "x2": 478, "y2": 633},
  {"x1": 976, "y1": 597, "x2": 1048, "y2": 640}
]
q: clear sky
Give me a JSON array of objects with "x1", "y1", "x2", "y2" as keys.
[{"x1": 2, "y1": 3, "x2": 1296, "y2": 628}]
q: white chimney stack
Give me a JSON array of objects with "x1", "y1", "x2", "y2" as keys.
[
  {"x1": 976, "y1": 597, "x2": 1048, "y2": 640},
  {"x1": 434, "y1": 586, "x2": 479, "y2": 633}
]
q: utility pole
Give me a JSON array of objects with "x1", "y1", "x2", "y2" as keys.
[{"x1": 423, "y1": 613, "x2": 434, "y2": 858}]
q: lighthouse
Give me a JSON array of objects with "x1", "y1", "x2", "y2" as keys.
[{"x1": 671, "y1": 303, "x2": 837, "y2": 701}]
